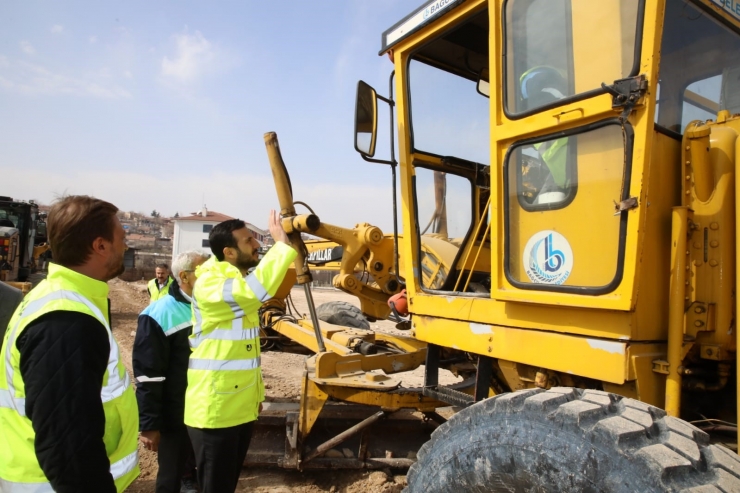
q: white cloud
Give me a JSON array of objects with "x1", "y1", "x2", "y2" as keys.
[
  {"x1": 19, "y1": 41, "x2": 36, "y2": 55},
  {"x1": 124, "y1": 70, "x2": 133, "y2": 79},
  {"x1": 51, "y1": 25, "x2": 64, "y2": 34},
  {"x1": 0, "y1": 59, "x2": 132, "y2": 99},
  {"x1": 161, "y1": 30, "x2": 224, "y2": 83},
  {"x1": 89, "y1": 35, "x2": 97, "y2": 44},
  {"x1": 161, "y1": 31, "x2": 212, "y2": 81}
]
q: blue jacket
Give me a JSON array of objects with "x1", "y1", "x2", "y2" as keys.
[{"x1": 132, "y1": 281, "x2": 192, "y2": 431}]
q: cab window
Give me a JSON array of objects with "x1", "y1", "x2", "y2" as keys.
[
  {"x1": 505, "y1": 0, "x2": 641, "y2": 116},
  {"x1": 506, "y1": 122, "x2": 630, "y2": 293},
  {"x1": 656, "y1": 0, "x2": 740, "y2": 134}
]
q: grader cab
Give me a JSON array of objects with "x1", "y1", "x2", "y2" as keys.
[{"x1": 255, "y1": 0, "x2": 740, "y2": 490}]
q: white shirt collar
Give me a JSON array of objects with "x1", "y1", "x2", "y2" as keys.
[{"x1": 179, "y1": 288, "x2": 193, "y2": 303}]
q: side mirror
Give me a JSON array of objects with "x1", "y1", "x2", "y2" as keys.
[
  {"x1": 476, "y1": 68, "x2": 490, "y2": 98},
  {"x1": 354, "y1": 80, "x2": 378, "y2": 157}
]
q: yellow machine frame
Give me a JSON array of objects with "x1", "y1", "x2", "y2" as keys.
[{"x1": 259, "y1": 0, "x2": 740, "y2": 474}]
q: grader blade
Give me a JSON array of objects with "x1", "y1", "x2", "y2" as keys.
[{"x1": 245, "y1": 402, "x2": 442, "y2": 470}]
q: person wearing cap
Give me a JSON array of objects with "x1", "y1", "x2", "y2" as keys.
[{"x1": 520, "y1": 66, "x2": 571, "y2": 204}]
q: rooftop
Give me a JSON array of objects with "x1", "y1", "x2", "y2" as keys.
[
  {"x1": 175, "y1": 210, "x2": 235, "y2": 223},
  {"x1": 245, "y1": 222, "x2": 267, "y2": 236}
]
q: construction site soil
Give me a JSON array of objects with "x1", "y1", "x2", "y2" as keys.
[{"x1": 109, "y1": 278, "x2": 458, "y2": 492}]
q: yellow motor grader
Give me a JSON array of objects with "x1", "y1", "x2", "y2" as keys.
[{"x1": 254, "y1": 0, "x2": 740, "y2": 490}]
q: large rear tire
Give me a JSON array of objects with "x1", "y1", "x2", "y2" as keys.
[
  {"x1": 316, "y1": 301, "x2": 370, "y2": 330},
  {"x1": 405, "y1": 388, "x2": 740, "y2": 492}
]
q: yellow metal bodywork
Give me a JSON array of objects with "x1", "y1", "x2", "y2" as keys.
[
  {"x1": 683, "y1": 116, "x2": 738, "y2": 358},
  {"x1": 666, "y1": 206, "x2": 691, "y2": 416},
  {"x1": 380, "y1": 0, "x2": 732, "y2": 412},
  {"x1": 268, "y1": 314, "x2": 449, "y2": 441},
  {"x1": 300, "y1": 221, "x2": 400, "y2": 320},
  {"x1": 264, "y1": 0, "x2": 740, "y2": 455},
  {"x1": 303, "y1": 233, "x2": 461, "y2": 296}
]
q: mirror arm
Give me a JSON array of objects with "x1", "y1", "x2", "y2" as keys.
[
  {"x1": 360, "y1": 154, "x2": 395, "y2": 165},
  {"x1": 358, "y1": 72, "x2": 403, "y2": 287},
  {"x1": 376, "y1": 94, "x2": 393, "y2": 105}
]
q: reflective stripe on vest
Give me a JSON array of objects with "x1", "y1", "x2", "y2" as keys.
[
  {"x1": 1, "y1": 290, "x2": 129, "y2": 415},
  {"x1": 0, "y1": 478, "x2": 54, "y2": 492},
  {"x1": 110, "y1": 450, "x2": 138, "y2": 480},
  {"x1": 190, "y1": 277, "x2": 262, "y2": 348},
  {"x1": 163, "y1": 321, "x2": 191, "y2": 337},
  {"x1": 190, "y1": 322, "x2": 260, "y2": 348},
  {"x1": 0, "y1": 288, "x2": 138, "y2": 490},
  {"x1": 245, "y1": 273, "x2": 271, "y2": 302},
  {"x1": 0, "y1": 450, "x2": 139, "y2": 492},
  {"x1": 0, "y1": 389, "x2": 25, "y2": 417},
  {"x1": 191, "y1": 295, "x2": 203, "y2": 341},
  {"x1": 188, "y1": 357, "x2": 261, "y2": 371},
  {"x1": 223, "y1": 278, "x2": 245, "y2": 318}
]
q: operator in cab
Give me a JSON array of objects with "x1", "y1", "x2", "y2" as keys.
[{"x1": 520, "y1": 66, "x2": 570, "y2": 206}]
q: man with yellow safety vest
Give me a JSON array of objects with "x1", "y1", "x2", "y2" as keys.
[
  {"x1": 0, "y1": 195, "x2": 139, "y2": 492},
  {"x1": 185, "y1": 211, "x2": 294, "y2": 493},
  {"x1": 148, "y1": 263, "x2": 174, "y2": 304},
  {"x1": 133, "y1": 250, "x2": 209, "y2": 493}
]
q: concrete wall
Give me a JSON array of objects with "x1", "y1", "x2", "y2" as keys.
[{"x1": 119, "y1": 251, "x2": 173, "y2": 282}]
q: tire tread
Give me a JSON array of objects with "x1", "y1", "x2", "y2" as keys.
[
  {"x1": 315, "y1": 301, "x2": 370, "y2": 330},
  {"x1": 405, "y1": 388, "x2": 740, "y2": 492}
]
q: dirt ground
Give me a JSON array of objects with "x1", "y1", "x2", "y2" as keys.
[{"x1": 110, "y1": 279, "x2": 457, "y2": 492}]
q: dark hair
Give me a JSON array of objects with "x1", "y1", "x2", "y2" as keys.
[
  {"x1": 209, "y1": 219, "x2": 246, "y2": 261},
  {"x1": 155, "y1": 263, "x2": 169, "y2": 270},
  {"x1": 48, "y1": 195, "x2": 119, "y2": 267}
]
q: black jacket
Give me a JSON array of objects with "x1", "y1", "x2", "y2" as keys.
[
  {"x1": 17, "y1": 309, "x2": 117, "y2": 493},
  {"x1": 132, "y1": 281, "x2": 192, "y2": 431}
]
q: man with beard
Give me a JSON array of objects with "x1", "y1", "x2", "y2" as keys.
[
  {"x1": 0, "y1": 195, "x2": 139, "y2": 492},
  {"x1": 185, "y1": 212, "x2": 294, "y2": 493},
  {"x1": 147, "y1": 263, "x2": 174, "y2": 304}
]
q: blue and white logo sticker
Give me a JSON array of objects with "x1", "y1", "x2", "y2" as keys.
[{"x1": 523, "y1": 230, "x2": 573, "y2": 285}]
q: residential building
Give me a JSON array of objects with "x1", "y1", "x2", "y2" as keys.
[
  {"x1": 172, "y1": 207, "x2": 235, "y2": 257},
  {"x1": 172, "y1": 206, "x2": 275, "y2": 258}
]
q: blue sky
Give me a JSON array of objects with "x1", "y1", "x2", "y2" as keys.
[{"x1": 0, "y1": 0, "x2": 421, "y2": 231}]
